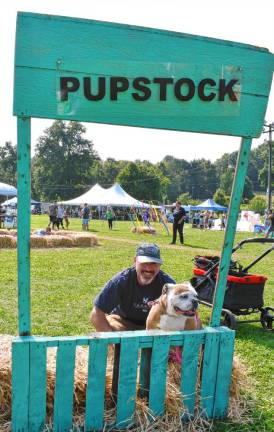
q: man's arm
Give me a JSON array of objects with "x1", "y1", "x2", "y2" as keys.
[
  {"x1": 90, "y1": 306, "x2": 113, "y2": 332},
  {"x1": 178, "y1": 209, "x2": 186, "y2": 224}
]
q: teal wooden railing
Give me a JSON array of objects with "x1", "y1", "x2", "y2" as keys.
[{"x1": 12, "y1": 328, "x2": 234, "y2": 431}]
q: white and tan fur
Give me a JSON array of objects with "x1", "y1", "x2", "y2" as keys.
[
  {"x1": 131, "y1": 226, "x2": 156, "y2": 234},
  {"x1": 146, "y1": 282, "x2": 199, "y2": 331}
]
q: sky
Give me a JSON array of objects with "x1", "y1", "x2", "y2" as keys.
[{"x1": 1, "y1": 0, "x2": 273, "y2": 163}]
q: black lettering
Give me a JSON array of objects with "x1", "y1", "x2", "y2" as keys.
[
  {"x1": 84, "y1": 77, "x2": 106, "y2": 101},
  {"x1": 132, "y1": 77, "x2": 151, "y2": 101},
  {"x1": 174, "y1": 78, "x2": 195, "y2": 101},
  {"x1": 110, "y1": 77, "x2": 129, "y2": 100},
  {"x1": 153, "y1": 78, "x2": 174, "y2": 101},
  {"x1": 198, "y1": 79, "x2": 216, "y2": 101},
  {"x1": 218, "y1": 79, "x2": 238, "y2": 101},
  {"x1": 60, "y1": 77, "x2": 80, "y2": 101}
]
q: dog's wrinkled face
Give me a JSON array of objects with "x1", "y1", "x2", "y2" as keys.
[{"x1": 163, "y1": 283, "x2": 198, "y2": 317}]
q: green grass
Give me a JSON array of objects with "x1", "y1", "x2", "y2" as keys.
[{"x1": 1, "y1": 215, "x2": 273, "y2": 431}]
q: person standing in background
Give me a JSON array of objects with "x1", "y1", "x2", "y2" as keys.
[
  {"x1": 81, "y1": 203, "x2": 90, "y2": 231},
  {"x1": 106, "y1": 206, "x2": 115, "y2": 230},
  {"x1": 170, "y1": 200, "x2": 186, "y2": 245}
]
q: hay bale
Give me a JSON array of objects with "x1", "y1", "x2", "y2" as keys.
[
  {"x1": 30, "y1": 235, "x2": 49, "y2": 248},
  {"x1": 29, "y1": 231, "x2": 98, "y2": 248},
  {"x1": 46, "y1": 235, "x2": 74, "y2": 248},
  {"x1": 0, "y1": 235, "x2": 17, "y2": 248},
  {"x1": 0, "y1": 334, "x2": 250, "y2": 431},
  {"x1": 131, "y1": 226, "x2": 156, "y2": 234},
  {"x1": 72, "y1": 234, "x2": 98, "y2": 247}
]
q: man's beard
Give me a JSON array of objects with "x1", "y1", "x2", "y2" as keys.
[{"x1": 137, "y1": 270, "x2": 156, "y2": 285}]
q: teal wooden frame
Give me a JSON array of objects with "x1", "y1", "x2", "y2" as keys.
[
  {"x1": 12, "y1": 11, "x2": 273, "y2": 431},
  {"x1": 12, "y1": 328, "x2": 235, "y2": 431}
]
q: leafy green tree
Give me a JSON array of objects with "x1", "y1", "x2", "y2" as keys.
[
  {"x1": 242, "y1": 176, "x2": 254, "y2": 202},
  {"x1": 0, "y1": 141, "x2": 17, "y2": 186},
  {"x1": 158, "y1": 156, "x2": 191, "y2": 202},
  {"x1": 220, "y1": 168, "x2": 234, "y2": 195},
  {"x1": 178, "y1": 192, "x2": 191, "y2": 205},
  {"x1": 91, "y1": 158, "x2": 128, "y2": 187},
  {"x1": 249, "y1": 196, "x2": 267, "y2": 214},
  {"x1": 32, "y1": 121, "x2": 100, "y2": 200},
  {"x1": 213, "y1": 188, "x2": 229, "y2": 206},
  {"x1": 188, "y1": 159, "x2": 218, "y2": 199},
  {"x1": 116, "y1": 160, "x2": 169, "y2": 202}
]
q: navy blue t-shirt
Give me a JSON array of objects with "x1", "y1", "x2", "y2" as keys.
[
  {"x1": 173, "y1": 207, "x2": 186, "y2": 224},
  {"x1": 94, "y1": 267, "x2": 175, "y2": 325}
]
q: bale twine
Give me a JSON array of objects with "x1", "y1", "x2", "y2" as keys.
[{"x1": 0, "y1": 335, "x2": 251, "y2": 431}]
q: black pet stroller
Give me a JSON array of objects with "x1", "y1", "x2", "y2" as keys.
[{"x1": 191, "y1": 238, "x2": 274, "y2": 331}]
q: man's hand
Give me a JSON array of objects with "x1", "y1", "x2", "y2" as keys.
[{"x1": 90, "y1": 306, "x2": 113, "y2": 332}]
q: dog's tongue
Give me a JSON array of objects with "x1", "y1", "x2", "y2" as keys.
[
  {"x1": 174, "y1": 307, "x2": 195, "y2": 316},
  {"x1": 182, "y1": 310, "x2": 196, "y2": 316}
]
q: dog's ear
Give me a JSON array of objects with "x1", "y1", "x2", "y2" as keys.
[
  {"x1": 187, "y1": 282, "x2": 197, "y2": 295},
  {"x1": 162, "y1": 283, "x2": 173, "y2": 295}
]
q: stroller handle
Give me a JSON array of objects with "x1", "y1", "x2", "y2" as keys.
[{"x1": 233, "y1": 237, "x2": 274, "y2": 253}]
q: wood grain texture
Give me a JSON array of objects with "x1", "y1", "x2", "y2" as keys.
[
  {"x1": 12, "y1": 340, "x2": 30, "y2": 431},
  {"x1": 53, "y1": 340, "x2": 76, "y2": 431},
  {"x1": 85, "y1": 339, "x2": 108, "y2": 431},
  {"x1": 181, "y1": 333, "x2": 203, "y2": 416},
  {"x1": 213, "y1": 327, "x2": 235, "y2": 418},
  {"x1": 17, "y1": 117, "x2": 31, "y2": 336},
  {"x1": 29, "y1": 342, "x2": 47, "y2": 431},
  {"x1": 116, "y1": 338, "x2": 139, "y2": 428}
]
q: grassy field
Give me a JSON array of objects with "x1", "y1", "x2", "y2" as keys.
[{"x1": 1, "y1": 215, "x2": 273, "y2": 431}]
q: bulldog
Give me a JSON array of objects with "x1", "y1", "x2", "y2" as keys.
[{"x1": 146, "y1": 282, "x2": 199, "y2": 331}]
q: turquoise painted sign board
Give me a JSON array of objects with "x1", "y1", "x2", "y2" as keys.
[{"x1": 14, "y1": 12, "x2": 273, "y2": 137}]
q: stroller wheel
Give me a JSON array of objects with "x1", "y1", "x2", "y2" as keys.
[
  {"x1": 260, "y1": 307, "x2": 274, "y2": 331},
  {"x1": 221, "y1": 311, "x2": 237, "y2": 330}
]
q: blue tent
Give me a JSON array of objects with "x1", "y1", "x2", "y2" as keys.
[{"x1": 190, "y1": 199, "x2": 228, "y2": 212}]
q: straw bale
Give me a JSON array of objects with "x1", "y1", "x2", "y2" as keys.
[
  {"x1": 0, "y1": 235, "x2": 17, "y2": 249},
  {"x1": 72, "y1": 234, "x2": 98, "y2": 247},
  {"x1": 46, "y1": 235, "x2": 74, "y2": 248},
  {"x1": 0, "y1": 230, "x2": 17, "y2": 236},
  {"x1": 30, "y1": 235, "x2": 49, "y2": 248},
  {"x1": 131, "y1": 226, "x2": 156, "y2": 234},
  {"x1": 0, "y1": 335, "x2": 251, "y2": 431},
  {"x1": 29, "y1": 231, "x2": 98, "y2": 248}
]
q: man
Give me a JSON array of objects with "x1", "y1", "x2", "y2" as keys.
[
  {"x1": 170, "y1": 200, "x2": 186, "y2": 245},
  {"x1": 90, "y1": 243, "x2": 175, "y2": 331},
  {"x1": 47, "y1": 202, "x2": 58, "y2": 229},
  {"x1": 265, "y1": 209, "x2": 274, "y2": 238},
  {"x1": 81, "y1": 203, "x2": 90, "y2": 231}
]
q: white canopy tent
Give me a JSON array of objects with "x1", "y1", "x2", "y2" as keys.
[
  {"x1": 0, "y1": 182, "x2": 17, "y2": 196},
  {"x1": 61, "y1": 183, "x2": 150, "y2": 208},
  {"x1": 61, "y1": 183, "x2": 106, "y2": 206},
  {"x1": 2, "y1": 196, "x2": 40, "y2": 206}
]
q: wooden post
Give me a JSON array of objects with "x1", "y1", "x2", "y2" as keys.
[
  {"x1": 210, "y1": 137, "x2": 252, "y2": 326},
  {"x1": 17, "y1": 116, "x2": 31, "y2": 336}
]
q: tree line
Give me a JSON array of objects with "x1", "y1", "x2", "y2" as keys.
[{"x1": 0, "y1": 120, "x2": 272, "y2": 210}]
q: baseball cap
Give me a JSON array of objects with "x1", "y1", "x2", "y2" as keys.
[{"x1": 136, "y1": 243, "x2": 163, "y2": 264}]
